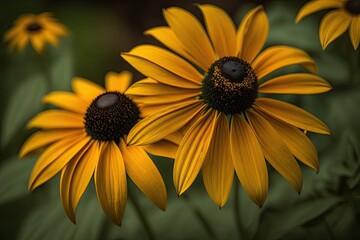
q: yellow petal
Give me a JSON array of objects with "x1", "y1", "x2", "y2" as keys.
[
  {"x1": 95, "y1": 141, "x2": 127, "y2": 226},
  {"x1": 43, "y1": 91, "x2": 88, "y2": 114},
  {"x1": 143, "y1": 139, "x2": 179, "y2": 159},
  {"x1": 29, "y1": 133, "x2": 90, "y2": 191},
  {"x1": 121, "y1": 45, "x2": 202, "y2": 88},
  {"x1": 30, "y1": 34, "x2": 45, "y2": 53},
  {"x1": 120, "y1": 139, "x2": 167, "y2": 210},
  {"x1": 258, "y1": 73, "x2": 332, "y2": 94},
  {"x1": 42, "y1": 31, "x2": 59, "y2": 46},
  {"x1": 127, "y1": 100, "x2": 204, "y2": 145},
  {"x1": 19, "y1": 130, "x2": 81, "y2": 158},
  {"x1": 71, "y1": 77, "x2": 105, "y2": 104},
  {"x1": 4, "y1": 26, "x2": 22, "y2": 41},
  {"x1": 252, "y1": 46, "x2": 317, "y2": 80},
  {"x1": 237, "y1": 6, "x2": 269, "y2": 63},
  {"x1": 174, "y1": 109, "x2": 217, "y2": 195},
  {"x1": 230, "y1": 114, "x2": 268, "y2": 207},
  {"x1": 254, "y1": 98, "x2": 330, "y2": 134},
  {"x1": 136, "y1": 103, "x2": 174, "y2": 118},
  {"x1": 202, "y1": 112, "x2": 234, "y2": 208},
  {"x1": 246, "y1": 109, "x2": 302, "y2": 193},
  {"x1": 259, "y1": 113, "x2": 319, "y2": 172},
  {"x1": 105, "y1": 71, "x2": 132, "y2": 93},
  {"x1": 350, "y1": 16, "x2": 360, "y2": 50},
  {"x1": 320, "y1": 10, "x2": 351, "y2": 49},
  {"x1": 163, "y1": 7, "x2": 216, "y2": 70},
  {"x1": 295, "y1": 0, "x2": 343, "y2": 23},
  {"x1": 145, "y1": 27, "x2": 203, "y2": 69},
  {"x1": 42, "y1": 20, "x2": 68, "y2": 36},
  {"x1": 60, "y1": 140, "x2": 95, "y2": 223},
  {"x1": 27, "y1": 110, "x2": 84, "y2": 129},
  {"x1": 197, "y1": 4, "x2": 236, "y2": 58}
]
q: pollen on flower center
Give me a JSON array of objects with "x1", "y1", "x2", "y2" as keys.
[
  {"x1": 345, "y1": 0, "x2": 360, "y2": 14},
  {"x1": 26, "y1": 22, "x2": 43, "y2": 32},
  {"x1": 200, "y1": 57, "x2": 258, "y2": 114},
  {"x1": 84, "y1": 91, "x2": 140, "y2": 142}
]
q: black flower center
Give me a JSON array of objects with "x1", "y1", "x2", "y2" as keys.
[
  {"x1": 200, "y1": 57, "x2": 258, "y2": 114},
  {"x1": 345, "y1": 0, "x2": 360, "y2": 14},
  {"x1": 84, "y1": 92, "x2": 140, "y2": 142},
  {"x1": 26, "y1": 22, "x2": 43, "y2": 32}
]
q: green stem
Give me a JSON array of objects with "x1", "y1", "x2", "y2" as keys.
[
  {"x1": 128, "y1": 190, "x2": 156, "y2": 240},
  {"x1": 37, "y1": 52, "x2": 52, "y2": 91},
  {"x1": 182, "y1": 194, "x2": 218, "y2": 240},
  {"x1": 234, "y1": 181, "x2": 246, "y2": 239}
]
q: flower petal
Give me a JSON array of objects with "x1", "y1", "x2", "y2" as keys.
[
  {"x1": 71, "y1": 77, "x2": 105, "y2": 104},
  {"x1": 142, "y1": 139, "x2": 179, "y2": 159},
  {"x1": 60, "y1": 140, "x2": 96, "y2": 223},
  {"x1": 320, "y1": 10, "x2": 351, "y2": 49},
  {"x1": 19, "y1": 129, "x2": 81, "y2": 158},
  {"x1": 202, "y1": 112, "x2": 234, "y2": 208},
  {"x1": 295, "y1": 0, "x2": 343, "y2": 23},
  {"x1": 95, "y1": 141, "x2": 127, "y2": 226},
  {"x1": 258, "y1": 73, "x2": 332, "y2": 94},
  {"x1": 163, "y1": 7, "x2": 216, "y2": 70},
  {"x1": 27, "y1": 110, "x2": 84, "y2": 129},
  {"x1": 254, "y1": 98, "x2": 330, "y2": 134},
  {"x1": 198, "y1": 4, "x2": 236, "y2": 58},
  {"x1": 260, "y1": 113, "x2": 319, "y2": 172},
  {"x1": 127, "y1": 100, "x2": 204, "y2": 145},
  {"x1": 120, "y1": 139, "x2": 167, "y2": 210},
  {"x1": 230, "y1": 114, "x2": 268, "y2": 207},
  {"x1": 174, "y1": 109, "x2": 217, "y2": 195},
  {"x1": 246, "y1": 109, "x2": 302, "y2": 193},
  {"x1": 105, "y1": 71, "x2": 132, "y2": 93},
  {"x1": 30, "y1": 34, "x2": 46, "y2": 53},
  {"x1": 237, "y1": 6, "x2": 269, "y2": 63},
  {"x1": 43, "y1": 91, "x2": 88, "y2": 114},
  {"x1": 121, "y1": 45, "x2": 202, "y2": 88},
  {"x1": 350, "y1": 16, "x2": 360, "y2": 50},
  {"x1": 29, "y1": 133, "x2": 90, "y2": 191},
  {"x1": 252, "y1": 46, "x2": 317, "y2": 80},
  {"x1": 145, "y1": 27, "x2": 203, "y2": 70}
]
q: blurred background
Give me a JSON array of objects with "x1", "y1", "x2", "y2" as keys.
[{"x1": 1, "y1": 0, "x2": 360, "y2": 239}]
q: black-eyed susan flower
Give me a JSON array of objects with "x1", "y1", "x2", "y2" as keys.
[
  {"x1": 121, "y1": 5, "x2": 332, "y2": 208},
  {"x1": 19, "y1": 71, "x2": 178, "y2": 226},
  {"x1": 296, "y1": 0, "x2": 360, "y2": 49},
  {"x1": 4, "y1": 12, "x2": 68, "y2": 53}
]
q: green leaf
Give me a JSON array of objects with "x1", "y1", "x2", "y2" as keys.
[
  {"x1": 0, "y1": 157, "x2": 36, "y2": 205},
  {"x1": 0, "y1": 73, "x2": 47, "y2": 149},
  {"x1": 255, "y1": 196, "x2": 343, "y2": 240}
]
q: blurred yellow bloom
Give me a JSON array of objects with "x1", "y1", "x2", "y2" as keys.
[
  {"x1": 296, "y1": 0, "x2": 360, "y2": 49},
  {"x1": 4, "y1": 12, "x2": 68, "y2": 53},
  {"x1": 122, "y1": 4, "x2": 332, "y2": 208},
  {"x1": 19, "y1": 71, "x2": 177, "y2": 226}
]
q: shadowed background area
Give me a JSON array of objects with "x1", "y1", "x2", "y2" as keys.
[{"x1": 1, "y1": 0, "x2": 360, "y2": 239}]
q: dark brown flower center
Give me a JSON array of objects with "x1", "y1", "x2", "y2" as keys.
[
  {"x1": 345, "y1": 0, "x2": 360, "y2": 14},
  {"x1": 26, "y1": 22, "x2": 43, "y2": 32},
  {"x1": 200, "y1": 57, "x2": 258, "y2": 114},
  {"x1": 84, "y1": 92, "x2": 140, "y2": 142}
]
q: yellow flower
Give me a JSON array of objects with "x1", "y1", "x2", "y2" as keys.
[
  {"x1": 296, "y1": 0, "x2": 360, "y2": 49},
  {"x1": 4, "y1": 12, "x2": 68, "y2": 53},
  {"x1": 19, "y1": 71, "x2": 177, "y2": 226},
  {"x1": 121, "y1": 5, "x2": 332, "y2": 208}
]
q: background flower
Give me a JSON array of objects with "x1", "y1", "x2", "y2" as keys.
[
  {"x1": 4, "y1": 12, "x2": 68, "y2": 53},
  {"x1": 296, "y1": 0, "x2": 360, "y2": 49}
]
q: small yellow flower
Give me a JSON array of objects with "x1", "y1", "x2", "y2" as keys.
[
  {"x1": 122, "y1": 5, "x2": 332, "y2": 208},
  {"x1": 4, "y1": 12, "x2": 68, "y2": 53},
  {"x1": 19, "y1": 71, "x2": 177, "y2": 226},
  {"x1": 296, "y1": 0, "x2": 360, "y2": 50}
]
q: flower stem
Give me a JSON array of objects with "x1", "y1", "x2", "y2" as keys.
[
  {"x1": 37, "y1": 52, "x2": 53, "y2": 91},
  {"x1": 234, "y1": 181, "x2": 246, "y2": 239},
  {"x1": 182, "y1": 194, "x2": 218, "y2": 240},
  {"x1": 128, "y1": 190, "x2": 156, "y2": 240}
]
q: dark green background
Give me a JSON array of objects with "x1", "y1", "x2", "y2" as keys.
[{"x1": 1, "y1": 0, "x2": 360, "y2": 239}]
